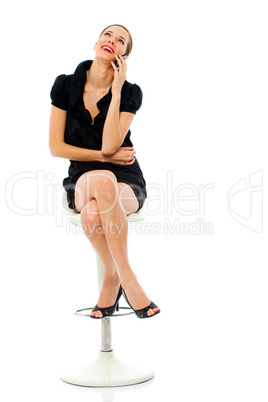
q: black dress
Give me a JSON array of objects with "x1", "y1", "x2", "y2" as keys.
[{"x1": 50, "y1": 60, "x2": 147, "y2": 213}]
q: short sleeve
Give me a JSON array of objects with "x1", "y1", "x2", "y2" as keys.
[
  {"x1": 50, "y1": 74, "x2": 69, "y2": 111},
  {"x1": 120, "y1": 82, "x2": 143, "y2": 114}
]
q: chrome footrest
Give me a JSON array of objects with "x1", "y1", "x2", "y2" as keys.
[{"x1": 75, "y1": 306, "x2": 134, "y2": 317}]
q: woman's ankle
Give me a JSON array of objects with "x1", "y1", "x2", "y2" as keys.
[
  {"x1": 120, "y1": 271, "x2": 138, "y2": 290},
  {"x1": 102, "y1": 270, "x2": 120, "y2": 285}
]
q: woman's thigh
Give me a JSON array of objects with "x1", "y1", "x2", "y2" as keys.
[
  {"x1": 74, "y1": 170, "x2": 139, "y2": 215},
  {"x1": 117, "y1": 182, "x2": 139, "y2": 216}
]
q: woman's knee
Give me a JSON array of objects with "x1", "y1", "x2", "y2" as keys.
[
  {"x1": 92, "y1": 171, "x2": 118, "y2": 197},
  {"x1": 75, "y1": 170, "x2": 118, "y2": 212}
]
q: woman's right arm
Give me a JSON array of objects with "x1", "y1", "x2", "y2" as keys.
[
  {"x1": 49, "y1": 105, "x2": 136, "y2": 165},
  {"x1": 49, "y1": 105, "x2": 103, "y2": 161}
]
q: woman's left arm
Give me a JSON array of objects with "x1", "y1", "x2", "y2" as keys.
[{"x1": 102, "y1": 56, "x2": 135, "y2": 155}]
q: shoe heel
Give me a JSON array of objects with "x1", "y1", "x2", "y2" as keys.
[{"x1": 116, "y1": 302, "x2": 119, "y2": 312}]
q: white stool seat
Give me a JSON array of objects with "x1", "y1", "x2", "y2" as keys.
[{"x1": 60, "y1": 192, "x2": 154, "y2": 387}]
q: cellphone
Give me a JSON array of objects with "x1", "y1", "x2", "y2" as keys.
[{"x1": 114, "y1": 54, "x2": 127, "y2": 69}]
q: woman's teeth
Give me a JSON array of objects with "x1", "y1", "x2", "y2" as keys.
[{"x1": 102, "y1": 46, "x2": 113, "y2": 53}]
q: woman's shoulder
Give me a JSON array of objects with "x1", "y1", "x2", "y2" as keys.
[
  {"x1": 51, "y1": 73, "x2": 73, "y2": 89},
  {"x1": 122, "y1": 80, "x2": 142, "y2": 95},
  {"x1": 50, "y1": 74, "x2": 73, "y2": 110},
  {"x1": 52, "y1": 59, "x2": 92, "y2": 85},
  {"x1": 120, "y1": 81, "x2": 143, "y2": 114}
]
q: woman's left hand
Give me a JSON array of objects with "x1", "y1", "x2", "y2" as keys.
[{"x1": 111, "y1": 55, "x2": 127, "y2": 95}]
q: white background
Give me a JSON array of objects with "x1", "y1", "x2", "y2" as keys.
[{"x1": 1, "y1": 0, "x2": 267, "y2": 401}]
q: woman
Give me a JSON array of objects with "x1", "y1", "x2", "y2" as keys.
[{"x1": 49, "y1": 24, "x2": 160, "y2": 319}]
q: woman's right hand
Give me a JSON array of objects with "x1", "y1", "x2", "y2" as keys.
[{"x1": 102, "y1": 147, "x2": 136, "y2": 165}]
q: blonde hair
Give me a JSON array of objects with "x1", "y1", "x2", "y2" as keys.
[{"x1": 99, "y1": 24, "x2": 133, "y2": 56}]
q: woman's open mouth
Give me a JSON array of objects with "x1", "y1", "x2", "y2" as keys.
[{"x1": 102, "y1": 46, "x2": 114, "y2": 54}]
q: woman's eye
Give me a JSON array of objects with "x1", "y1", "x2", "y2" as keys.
[{"x1": 103, "y1": 32, "x2": 124, "y2": 45}]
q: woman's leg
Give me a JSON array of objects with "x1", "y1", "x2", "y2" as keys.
[
  {"x1": 75, "y1": 171, "x2": 159, "y2": 317},
  {"x1": 80, "y1": 199, "x2": 121, "y2": 318}
]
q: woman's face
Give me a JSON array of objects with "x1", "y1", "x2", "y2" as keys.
[{"x1": 94, "y1": 25, "x2": 129, "y2": 62}]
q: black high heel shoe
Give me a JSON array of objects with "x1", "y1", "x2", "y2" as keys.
[
  {"x1": 90, "y1": 285, "x2": 123, "y2": 319},
  {"x1": 122, "y1": 288, "x2": 160, "y2": 319}
]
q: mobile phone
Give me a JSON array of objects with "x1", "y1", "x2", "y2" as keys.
[{"x1": 114, "y1": 54, "x2": 127, "y2": 69}]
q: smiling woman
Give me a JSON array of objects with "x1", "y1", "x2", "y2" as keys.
[
  {"x1": 99, "y1": 24, "x2": 133, "y2": 56},
  {"x1": 49, "y1": 24, "x2": 160, "y2": 320}
]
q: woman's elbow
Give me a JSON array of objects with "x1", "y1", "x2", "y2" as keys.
[
  {"x1": 101, "y1": 146, "x2": 117, "y2": 156},
  {"x1": 49, "y1": 142, "x2": 61, "y2": 157}
]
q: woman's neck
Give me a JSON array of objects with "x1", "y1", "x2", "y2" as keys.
[{"x1": 86, "y1": 58, "x2": 114, "y2": 91}]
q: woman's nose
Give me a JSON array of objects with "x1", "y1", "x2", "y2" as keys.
[{"x1": 108, "y1": 37, "x2": 115, "y2": 45}]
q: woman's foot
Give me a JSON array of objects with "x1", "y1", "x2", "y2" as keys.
[
  {"x1": 121, "y1": 275, "x2": 160, "y2": 317},
  {"x1": 91, "y1": 273, "x2": 121, "y2": 318}
]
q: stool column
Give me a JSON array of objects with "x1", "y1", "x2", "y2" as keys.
[
  {"x1": 96, "y1": 255, "x2": 104, "y2": 293},
  {"x1": 101, "y1": 318, "x2": 112, "y2": 352},
  {"x1": 96, "y1": 255, "x2": 113, "y2": 353}
]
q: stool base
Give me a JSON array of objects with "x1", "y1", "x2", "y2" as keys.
[{"x1": 60, "y1": 350, "x2": 154, "y2": 387}]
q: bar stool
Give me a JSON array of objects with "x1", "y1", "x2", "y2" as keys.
[{"x1": 59, "y1": 192, "x2": 154, "y2": 387}]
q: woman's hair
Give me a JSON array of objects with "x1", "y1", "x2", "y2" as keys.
[{"x1": 99, "y1": 24, "x2": 133, "y2": 56}]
